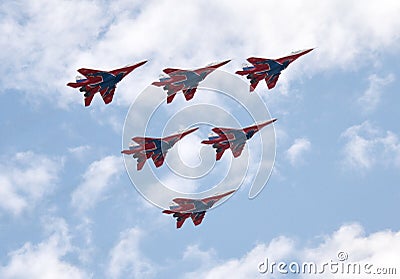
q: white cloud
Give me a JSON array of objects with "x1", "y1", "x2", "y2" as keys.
[
  {"x1": 68, "y1": 145, "x2": 92, "y2": 160},
  {"x1": 182, "y1": 223, "x2": 400, "y2": 279},
  {"x1": 358, "y1": 73, "x2": 395, "y2": 112},
  {"x1": 108, "y1": 227, "x2": 155, "y2": 279},
  {"x1": 0, "y1": 217, "x2": 89, "y2": 279},
  {"x1": 158, "y1": 172, "x2": 199, "y2": 193},
  {"x1": 0, "y1": 151, "x2": 62, "y2": 216},
  {"x1": 341, "y1": 121, "x2": 400, "y2": 170},
  {"x1": 286, "y1": 138, "x2": 311, "y2": 166},
  {"x1": 2, "y1": 0, "x2": 400, "y2": 107},
  {"x1": 301, "y1": 224, "x2": 400, "y2": 279},
  {"x1": 182, "y1": 236, "x2": 295, "y2": 279},
  {"x1": 177, "y1": 134, "x2": 203, "y2": 168},
  {"x1": 71, "y1": 155, "x2": 124, "y2": 211},
  {"x1": 0, "y1": 0, "x2": 110, "y2": 108}
]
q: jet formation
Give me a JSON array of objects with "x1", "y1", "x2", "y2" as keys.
[
  {"x1": 236, "y1": 48, "x2": 313, "y2": 92},
  {"x1": 67, "y1": 60, "x2": 147, "y2": 106},
  {"x1": 70, "y1": 48, "x2": 313, "y2": 228},
  {"x1": 122, "y1": 119, "x2": 276, "y2": 228},
  {"x1": 152, "y1": 60, "x2": 230, "y2": 103},
  {"x1": 121, "y1": 127, "x2": 198, "y2": 170},
  {"x1": 163, "y1": 190, "x2": 235, "y2": 228}
]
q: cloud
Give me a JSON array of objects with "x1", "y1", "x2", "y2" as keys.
[
  {"x1": 0, "y1": 151, "x2": 62, "y2": 216},
  {"x1": 68, "y1": 145, "x2": 92, "y2": 160},
  {"x1": 0, "y1": 217, "x2": 89, "y2": 278},
  {"x1": 71, "y1": 155, "x2": 124, "y2": 211},
  {"x1": 182, "y1": 236, "x2": 295, "y2": 279},
  {"x1": 286, "y1": 138, "x2": 311, "y2": 166},
  {"x1": 358, "y1": 73, "x2": 395, "y2": 112},
  {"x1": 2, "y1": 0, "x2": 400, "y2": 107},
  {"x1": 0, "y1": 0, "x2": 111, "y2": 108},
  {"x1": 301, "y1": 224, "x2": 400, "y2": 278},
  {"x1": 176, "y1": 134, "x2": 203, "y2": 168},
  {"x1": 340, "y1": 121, "x2": 400, "y2": 170},
  {"x1": 182, "y1": 223, "x2": 400, "y2": 279},
  {"x1": 107, "y1": 227, "x2": 155, "y2": 279}
]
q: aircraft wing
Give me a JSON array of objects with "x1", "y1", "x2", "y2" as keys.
[
  {"x1": 191, "y1": 211, "x2": 206, "y2": 226},
  {"x1": 229, "y1": 141, "x2": 246, "y2": 158},
  {"x1": 183, "y1": 88, "x2": 197, "y2": 101},
  {"x1": 212, "y1": 127, "x2": 234, "y2": 137},
  {"x1": 247, "y1": 57, "x2": 267, "y2": 65},
  {"x1": 275, "y1": 54, "x2": 299, "y2": 65},
  {"x1": 163, "y1": 68, "x2": 181, "y2": 74},
  {"x1": 131, "y1": 137, "x2": 158, "y2": 145},
  {"x1": 265, "y1": 73, "x2": 280, "y2": 89},
  {"x1": 172, "y1": 197, "x2": 195, "y2": 205},
  {"x1": 100, "y1": 87, "x2": 115, "y2": 104},
  {"x1": 151, "y1": 153, "x2": 165, "y2": 168},
  {"x1": 77, "y1": 68, "x2": 103, "y2": 77},
  {"x1": 162, "y1": 133, "x2": 182, "y2": 145}
]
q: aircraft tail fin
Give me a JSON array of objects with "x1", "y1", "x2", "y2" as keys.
[
  {"x1": 84, "y1": 94, "x2": 94, "y2": 107},
  {"x1": 163, "y1": 211, "x2": 191, "y2": 229},
  {"x1": 191, "y1": 211, "x2": 206, "y2": 226},
  {"x1": 216, "y1": 147, "x2": 226, "y2": 161},
  {"x1": 166, "y1": 93, "x2": 176, "y2": 104}
]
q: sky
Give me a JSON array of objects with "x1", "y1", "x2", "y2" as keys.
[{"x1": 1, "y1": 0, "x2": 400, "y2": 278}]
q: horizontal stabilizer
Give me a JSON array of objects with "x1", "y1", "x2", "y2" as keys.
[{"x1": 66, "y1": 82, "x2": 83, "y2": 88}]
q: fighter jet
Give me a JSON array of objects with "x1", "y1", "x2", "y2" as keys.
[
  {"x1": 67, "y1": 60, "x2": 147, "y2": 106},
  {"x1": 121, "y1": 127, "x2": 199, "y2": 170},
  {"x1": 152, "y1": 60, "x2": 231, "y2": 103},
  {"x1": 163, "y1": 190, "x2": 235, "y2": 229},
  {"x1": 201, "y1": 118, "x2": 277, "y2": 160},
  {"x1": 236, "y1": 48, "x2": 313, "y2": 92}
]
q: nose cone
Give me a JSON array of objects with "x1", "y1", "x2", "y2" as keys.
[
  {"x1": 180, "y1": 127, "x2": 199, "y2": 138},
  {"x1": 258, "y1": 118, "x2": 277, "y2": 129},
  {"x1": 217, "y1": 189, "x2": 236, "y2": 199},
  {"x1": 125, "y1": 60, "x2": 148, "y2": 73},
  {"x1": 135, "y1": 60, "x2": 148, "y2": 68},
  {"x1": 209, "y1": 59, "x2": 231, "y2": 69},
  {"x1": 301, "y1": 48, "x2": 314, "y2": 55},
  {"x1": 288, "y1": 48, "x2": 314, "y2": 62}
]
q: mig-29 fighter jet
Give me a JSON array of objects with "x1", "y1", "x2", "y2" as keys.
[
  {"x1": 236, "y1": 49, "x2": 313, "y2": 92},
  {"x1": 67, "y1": 60, "x2": 147, "y2": 106},
  {"x1": 152, "y1": 60, "x2": 231, "y2": 103},
  {"x1": 163, "y1": 190, "x2": 235, "y2": 229},
  {"x1": 121, "y1": 127, "x2": 199, "y2": 170},
  {"x1": 202, "y1": 118, "x2": 277, "y2": 161}
]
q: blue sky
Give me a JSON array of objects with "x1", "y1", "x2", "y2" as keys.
[{"x1": 1, "y1": 1, "x2": 400, "y2": 278}]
